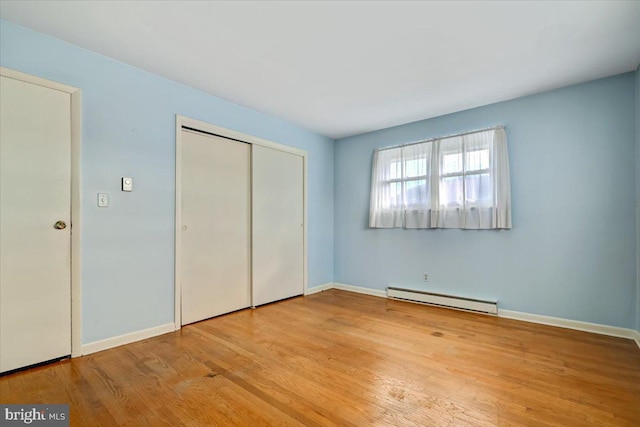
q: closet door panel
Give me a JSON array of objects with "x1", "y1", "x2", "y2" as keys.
[
  {"x1": 181, "y1": 130, "x2": 251, "y2": 325},
  {"x1": 252, "y1": 145, "x2": 304, "y2": 306}
]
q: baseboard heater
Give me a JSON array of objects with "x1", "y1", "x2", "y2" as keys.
[{"x1": 387, "y1": 287, "x2": 498, "y2": 315}]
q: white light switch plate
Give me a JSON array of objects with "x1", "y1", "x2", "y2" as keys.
[
  {"x1": 98, "y1": 193, "x2": 108, "y2": 207},
  {"x1": 122, "y1": 177, "x2": 133, "y2": 192}
]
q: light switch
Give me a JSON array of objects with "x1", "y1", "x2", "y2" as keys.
[
  {"x1": 98, "y1": 193, "x2": 108, "y2": 207},
  {"x1": 122, "y1": 177, "x2": 133, "y2": 192}
]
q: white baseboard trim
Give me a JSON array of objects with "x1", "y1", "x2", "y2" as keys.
[
  {"x1": 320, "y1": 282, "x2": 640, "y2": 348},
  {"x1": 333, "y1": 282, "x2": 387, "y2": 298},
  {"x1": 81, "y1": 322, "x2": 176, "y2": 356},
  {"x1": 632, "y1": 330, "x2": 640, "y2": 349},
  {"x1": 499, "y1": 309, "x2": 639, "y2": 346},
  {"x1": 305, "y1": 282, "x2": 334, "y2": 295}
]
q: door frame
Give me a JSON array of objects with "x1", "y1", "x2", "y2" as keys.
[
  {"x1": 174, "y1": 115, "x2": 308, "y2": 329},
  {"x1": 0, "y1": 67, "x2": 82, "y2": 357}
]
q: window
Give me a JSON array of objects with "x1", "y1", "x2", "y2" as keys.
[{"x1": 369, "y1": 127, "x2": 511, "y2": 229}]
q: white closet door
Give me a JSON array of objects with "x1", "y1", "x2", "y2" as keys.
[
  {"x1": 0, "y1": 75, "x2": 71, "y2": 373},
  {"x1": 180, "y1": 130, "x2": 251, "y2": 325},
  {"x1": 252, "y1": 145, "x2": 304, "y2": 306}
]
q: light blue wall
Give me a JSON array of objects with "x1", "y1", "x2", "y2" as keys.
[
  {"x1": 0, "y1": 20, "x2": 334, "y2": 343},
  {"x1": 636, "y1": 65, "x2": 640, "y2": 331},
  {"x1": 335, "y1": 73, "x2": 637, "y2": 329}
]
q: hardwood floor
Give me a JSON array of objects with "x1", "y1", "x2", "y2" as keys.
[{"x1": 1, "y1": 289, "x2": 639, "y2": 426}]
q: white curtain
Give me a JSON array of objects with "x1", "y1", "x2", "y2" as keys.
[{"x1": 369, "y1": 127, "x2": 511, "y2": 229}]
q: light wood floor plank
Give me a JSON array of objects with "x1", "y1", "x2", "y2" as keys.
[{"x1": 1, "y1": 289, "x2": 639, "y2": 426}]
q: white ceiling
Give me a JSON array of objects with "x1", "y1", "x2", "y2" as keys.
[{"x1": 1, "y1": 1, "x2": 639, "y2": 139}]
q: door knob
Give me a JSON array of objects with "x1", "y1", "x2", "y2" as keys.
[{"x1": 54, "y1": 220, "x2": 67, "y2": 230}]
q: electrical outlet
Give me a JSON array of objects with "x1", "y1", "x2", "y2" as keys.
[{"x1": 423, "y1": 273, "x2": 429, "y2": 282}]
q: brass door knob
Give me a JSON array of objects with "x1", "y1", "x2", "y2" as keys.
[{"x1": 54, "y1": 220, "x2": 67, "y2": 230}]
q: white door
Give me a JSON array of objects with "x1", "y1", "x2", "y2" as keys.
[
  {"x1": 180, "y1": 130, "x2": 251, "y2": 325},
  {"x1": 252, "y1": 145, "x2": 304, "y2": 306},
  {"x1": 0, "y1": 75, "x2": 72, "y2": 373}
]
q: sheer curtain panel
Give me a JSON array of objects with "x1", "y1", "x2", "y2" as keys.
[{"x1": 369, "y1": 127, "x2": 511, "y2": 230}]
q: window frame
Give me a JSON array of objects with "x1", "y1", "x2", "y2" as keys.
[
  {"x1": 369, "y1": 125, "x2": 511, "y2": 229},
  {"x1": 384, "y1": 148, "x2": 431, "y2": 210},
  {"x1": 439, "y1": 145, "x2": 491, "y2": 207}
]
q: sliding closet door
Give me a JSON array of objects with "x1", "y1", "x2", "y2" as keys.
[
  {"x1": 252, "y1": 145, "x2": 304, "y2": 306},
  {"x1": 180, "y1": 130, "x2": 251, "y2": 325}
]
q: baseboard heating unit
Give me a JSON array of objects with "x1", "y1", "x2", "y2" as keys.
[{"x1": 387, "y1": 287, "x2": 498, "y2": 315}]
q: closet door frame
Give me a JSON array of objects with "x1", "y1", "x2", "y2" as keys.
[{"x1": 174, "y1": 115, "x2": 308, "y2": 330}]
